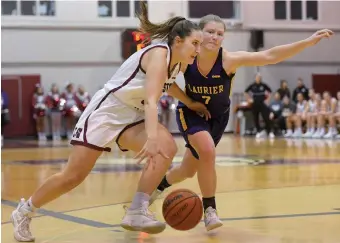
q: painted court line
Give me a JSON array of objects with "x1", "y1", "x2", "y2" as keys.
[
  {"x1": 1, "y1": 200, "x2": 114, "y2": 228},
  {"x1": 2, "y1": 199, "x2": 340, "y2": 230}
]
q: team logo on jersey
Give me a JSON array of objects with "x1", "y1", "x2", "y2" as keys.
[{"x1": 212, "y1": 75, "x2": 220, "y2": 78}]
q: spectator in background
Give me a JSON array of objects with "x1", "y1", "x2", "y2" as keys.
[
  {"x1": 1, "y1": 89, "x2": 10, "y2": 147},
  {"x1": 61, "y1": 83, "x2": 79, "y2": 140},
  {"x1": 302, "y1": 89, "x2": 318, "y2": 137},
  {"x1": 281, "y1": 96, "x2": 296, "y2": 135},
  {"x1": 45, "y1": 84, "x2": 62, "y2": 141},
  {"x1": 32, "y1": 84, "x2": 47, "y2": 141},
  {"x1": 276, "y1": 80, "x2": 290, "y2": 100},
  {"x1": 292, "y1": 78, "x2": 309, "y2": 102},
  {"x1": 159, "y1": 94, "x2": 174, "y2": 130},
  {"x1": 319, "y1": 91, "x2": 338, "y2": 138},
  {"x1": 285, "y1": 93, "x2": 307, "y2": 137},
  {"x1": 335, "y1": 91, "x2": 340, "y2": 139},
  {"x1": 268, "y1": 92, "x2": 283, "y2": 136},
  {"x1": 244, "y1": 73, "x2": 273, "y2": 138},
  {"x1": 75, "y1": 85, "x2": 91, "y2": 115}
]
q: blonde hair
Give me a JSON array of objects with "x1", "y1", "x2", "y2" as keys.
[{"x1": 199, "y1": 14, "x2": 226, "y2": 31}]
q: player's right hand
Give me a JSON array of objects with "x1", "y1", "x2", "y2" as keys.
[
  {"x1": 134, "y1": 137, "x2": 169, "y2": 167},
  {"x1": 306, "y1": 29, "x2": 333, "y2": 46},
  {"x1": 187, "y1": 101, "x2": 211, "y2": 120}
]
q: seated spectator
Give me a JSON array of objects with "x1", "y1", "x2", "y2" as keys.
[
  {"x1": 285, "y1": 93, "x2": 307, "y2": 137},
  {"x1": 276, "y1": 80, "x2": 291, "y2": 100},
  {"x1": 292, "y1": 78, "x2": 309, "y2": 102},
  {"x1": 282, "y1": 96, "x2": 297, "y2": 137},
  {"x1": 335, "y1": 91, "x2": 340, "y2": 139},
  {"x1": 1, "y1": 89, "x2": 10, "y2": 147},
  {"x1": 315, "y1": 91, "x2": 338, "y2": 138},
  {"x1": 302, "y1": 89, "x2": 318, "y2": 137},
  {"x1": 268, "y1": 92, "x2": 283, "y2": 136}
]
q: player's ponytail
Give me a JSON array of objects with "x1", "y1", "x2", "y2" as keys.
[{"x1": 137, "y1": 1, "x2": 200, "y2": 45}]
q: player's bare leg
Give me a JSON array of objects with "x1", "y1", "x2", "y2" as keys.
[
  {"x1": 119, "y1": 122, "x2": 177, "y2": 234},
  {"x1": 11, "y1": 145, "x2": 102, "y2": 242}
]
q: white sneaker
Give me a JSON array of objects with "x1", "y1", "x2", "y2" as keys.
[
  {"x1": 121, "y1": 201, "x2": 166, "y2": 234},
  {"x1": 11, "y1": 198, "x2": 35, "y2": 242},
  {"x1": 204, "y1": 207, "x2": 223, "y2": 231},
  {"x1": 323, "y1": 132, "x2": 334, "y2": 139},
  {"x1": 255, "y1": 130, "x2": 267, "y2": 139},
  {"x1": 312, "y1": 130, "x2": 322, "y2": 138},
  {"x1": 149, "y1": 189, "x2": 164, "y2": 206},
  {"x1": 53, "y1": 135, "x2": 61, "y2": 141},
  {"x1": 284, "y1": 130, "x2": 293, "y2": 138},
  {"x1": 302, "y1": 131, "x2": 312, "y2": 138},
  {"x1": 292, "y1": 130, "x2": 302, "y2": 138}
]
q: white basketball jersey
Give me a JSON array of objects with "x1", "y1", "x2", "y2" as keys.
[
  {"x1": 308, "y1": 100, "x2": 317, "y2": 112},
  {"x1": 105, "y1": 43, "x2": 180, "y2": 111},
  {"x1": 325, "y1": 98, "x2": 337, "y2": 112},
  {"x1": 296, "y1": 101, "x2": 305, "y2": 113}
]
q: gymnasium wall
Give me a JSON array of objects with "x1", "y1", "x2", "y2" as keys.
[
  {"x1": 3, "y1": 1, "x2": 340, "y2": 94},
  {"x1": 2, "y1": 0, "x2": 340, "y2": 133}
]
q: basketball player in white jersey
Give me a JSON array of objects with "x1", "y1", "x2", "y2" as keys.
[
  {"x1": 285, "y1": 93, "x2": 307, "y2": 137},
  {"x1": 10, "y1": 2, "x2": 210, "y2": 241},
  {"x1": 313, "y1": 91, "x2": 337, "y2": 138},
  {"x1": 302, "y1": 89, "x2": 318, "y2": 137}
]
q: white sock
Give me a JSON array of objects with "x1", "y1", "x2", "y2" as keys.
[
  {"x1": 27, "y1": 197, "x2": 38, "y2": 212},
  {"x1": 129, "y1": 192, "x2": 150, "y2": 210}
]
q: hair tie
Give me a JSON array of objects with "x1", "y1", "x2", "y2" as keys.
[{"x1": 175, "y1": 17, "x2": 186, "y2": 25}]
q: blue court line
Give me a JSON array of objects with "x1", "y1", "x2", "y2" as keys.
[
  {"x1": 1, "y1": 200, "x2": 114, "y2": 228},
  {"x1": 2, "y1": 199, "x2": 340, "y2": 230},
  {"x1": 3, "y1": 183, "x2": 339, "y2": 225}
]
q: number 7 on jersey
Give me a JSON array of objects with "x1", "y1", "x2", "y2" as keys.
[{"x1": 202, "y1": 96, "x2": 211, "y2": 105}]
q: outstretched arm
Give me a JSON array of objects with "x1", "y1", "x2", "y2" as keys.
[{"x1": 226, "y1": 29, "x2": 333, "y2": 71}]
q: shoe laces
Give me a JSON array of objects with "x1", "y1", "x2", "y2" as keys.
[
  {"x1": 205, "y1": 207, "x2": 218, "y2": 220},
  {"x1": 123, "y1": 202, "x2": 157, "y2": 220},
  {"x1": 18, "y1": 215, "x2": 33, "y2": 238}
]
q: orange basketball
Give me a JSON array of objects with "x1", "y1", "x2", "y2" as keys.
[{"x1": 162, "y1": 189, "x2": 203, "y2": 231}]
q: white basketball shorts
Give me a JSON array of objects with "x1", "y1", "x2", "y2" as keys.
[{"x1": 70, "y1": 88, "x2": 144, "y2": 152}]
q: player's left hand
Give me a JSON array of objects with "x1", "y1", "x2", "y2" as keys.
[
  {"x1": 187, "y1": 101, "x2": 211, "y2": 120},
  {"x1": 306, "y1": 29, "x2": 334, "y2": 46}
]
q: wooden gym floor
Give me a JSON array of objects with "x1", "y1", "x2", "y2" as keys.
[{"x1": 2, "y1": 135, "x2": 340, "y2": 243}]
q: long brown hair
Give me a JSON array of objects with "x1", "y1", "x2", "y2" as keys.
[{"x1": 137, "y1": 1, "x2": 200, "y2": 45}]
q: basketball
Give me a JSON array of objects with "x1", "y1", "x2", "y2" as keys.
[{"x1": 162, "y1": 189, "x2": 203, "y2": 231}]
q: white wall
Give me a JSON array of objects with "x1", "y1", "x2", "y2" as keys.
[
  {"x1": 242, "y1": 1, "x2": 340, "y2": 30},
  {"x1": 2, "y1": 29, "x2": 122, "y2": 63},
  {"x1": 2, "y1": 0, "x2": 340, "y2": 132}
]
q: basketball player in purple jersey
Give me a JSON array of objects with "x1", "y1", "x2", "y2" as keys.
[
  {"x1": 10, "y1": 2, "x2": 212, "y2": 241},
  {"x1": 150, "y1": 14, "x2": 333, "y2": 231}
]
